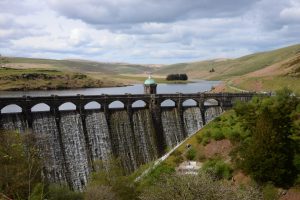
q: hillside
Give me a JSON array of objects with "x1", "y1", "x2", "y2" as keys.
[
  {"x1": 3, "y1": 44, "x2": 300, "y2": 93},
  {"x1": 156, "y1": 44, "x2": 300, "y2": 79},
  {"x1": 156, "y1": 44, "x2": 300, "y2": 93},
  {"x1": 0, "y1": 68, "x2": 121, "y2": 91},
  {"x1": 6, "y1": 57, "x2": 153, "y2": 75}
]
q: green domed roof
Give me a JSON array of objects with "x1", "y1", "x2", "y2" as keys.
[{"x1": 144, "y1": 75, "x2": 157, "y2": 85}]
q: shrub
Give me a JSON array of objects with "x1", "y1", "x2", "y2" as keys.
[
  {"x1": 201, "y1": 137, "x2": 210, "y2": 146},
  {"x1": 202, "y1": 159, "x2": 233, "y2": 180},
  {"x1": 211, "y1": 129, "x2": 225, "y2": 140},
  {"x1": 85, "y1": 185, "x2": 117, "y2": 200},
  {"x1": 235, "y1": 88, "x2": 298, "y2": 187},
  {"x1": 171, "y1": 149, "x2": 183, "y2": 164},
  {"x1": 47, "y1": 184, "x2": 83, "y2": 200},
  {"x1": 196, "y1": 134, "x2": 203, "y2": 144},
  {"x1": 262, "y1": 183, "x2": 279, "y2": 200},
  {"x1": 140, "y1": 172, "x2": 262, "y2": 200},
  {"x1": 186, "y1": 147, "x2": 197, "y2": 160}
]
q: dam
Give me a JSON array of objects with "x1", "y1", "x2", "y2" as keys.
[{"x1": 0, "y1": 92, "x2": 256, "y2": 190}]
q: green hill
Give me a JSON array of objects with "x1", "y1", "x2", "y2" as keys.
[
  {"x1": 6, "y1": 57, "x2": 153, "y2": 75},
  {"x1": 156, "y1": 44, "x2": 300, "y2": 80}
]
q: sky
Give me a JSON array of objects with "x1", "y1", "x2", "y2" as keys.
[{"x1": 0, "y1": 0, "x2": 300, "y2": 64}]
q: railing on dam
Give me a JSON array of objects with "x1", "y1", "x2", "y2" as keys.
[{"x1": 0, "y1": 92, "x2": 261, "y2": 191}]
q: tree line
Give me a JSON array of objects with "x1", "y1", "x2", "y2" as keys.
[{"x1": 166, "y1": 73, "x2": 188, "y2": 81}]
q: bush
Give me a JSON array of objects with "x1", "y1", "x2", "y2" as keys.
[
  {"x1": 186, "y1": 147, "x2": 197, "y2": 160},
  {"x1": 140, "y1": 172, "x2": 262, "y2": 200},
  {"x1": 235, "y1": 88, "x2": 299, "y2": 187},
  {"x1": 85, "y1": 185, "x2": 117, "y2": 200},
  {"x1": 211, "y1": 129, "x2": 225, "y2": 140},
  {"x1": 142, "y1": 163, "x2": 175, "y2": 186},
  {"x1": 196, "y1": 134, "x2": 203, "y2": 144},
  {"x1": 171, "y1": 149, "x2": 183, "y2": 164},
  {"x1": 201, "y1": 137, "x2": 210, "y2": 146},
  {"x1": 47, "y1": 184, "x2": 83, "y2": 200},
  {"x1": 202, "y1": 159, "x2": 233, "y2": 180},
  {"x1": 262, "y1": 183, "x2": 279, "y2": 200}
]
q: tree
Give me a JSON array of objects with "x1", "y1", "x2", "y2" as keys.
[
  {"x1": 140, "y1": 172, "x2": 262, "y2": 200},
  {"x1": 234, "y1": 88, "x2": 299, "y2": 187},
  {"x1": 85, "y1": 159, "x2": 139, "y2": 200},
  {"x1": 0, "y1": 130, "x2": 43, "y2": 199},
  {"x1": 166, "y1": 74, "x2": 188, "y2": 81}
]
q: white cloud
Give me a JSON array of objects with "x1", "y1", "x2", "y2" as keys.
[{"x1": 0, "y1": 0, "x2": 299, "y2": 64}]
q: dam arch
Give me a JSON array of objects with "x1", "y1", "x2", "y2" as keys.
[
  {"x1": 132, "y1": 100, "x2": 147, "y2": 108},
  {"x1": 109, "y1": 100, "x2": 125, "y2": 109},
  {"x1": 31, "y1": 103, "x2": 51, "y2": 112},
  {"x1": 84, "y1": 101, "x2": 101, "y2": 110},
  {"x1": 59, "y1": 102, "x2": 77, "y2": 111},
  {"x1": 1, "y1": 104, "x2": 22, "y2": 113},
  {"x1": 161, "y1": 99, "x2": 176, "y2": 107},
  {"x1": 204, "y1": 98, "x2": 219, "y2": 106},
  {"x1": 182, "y1": 99, "x2": 198, "y2": 107}
]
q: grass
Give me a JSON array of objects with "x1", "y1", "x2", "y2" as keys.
[
  {"x1": 4, "y1": 44, "x2": 300, "y2": 93},
  {"x1": 157, "y1": 44, "x2": 300, "y2": 80},
  {"x1": 7, "y1": 57, "x2": 153, "y2": 74},
  {"x1": 232, "y1": 76, "x2": 300, "y2": 94},
  {"x1": 0, "y1": 67, "x2": 121, "y2": 91}
]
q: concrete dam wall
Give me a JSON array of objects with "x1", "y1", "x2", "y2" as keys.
[{"x1": 0, "y1": 93, "x2": 256, "y2": 190}]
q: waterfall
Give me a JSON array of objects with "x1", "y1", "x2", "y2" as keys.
[
  {"x1": 85, "y1": 110, "x2": 112, "y2": 161},
  {"x1": 59, "y1": 111, "x2": 90, "y2": 191},
  {"x1": 132, "y1": 109, "x2": 158, "y2": 164},
  {"x1": 205, "y1": 107, "x2": 223, "y2": 123},
  {"x1": 109, "y1": 110, "x2": 137, "y2": 173},
  {"x1": 32, "y1": 112, "x2": 67, "y2": 184},
  {"x1": 1, "y1": 113, "x2": 26, "y2": 133},
  {"x1": 161, "y1": 108, "x2": 184, "y2": 148},
  {"x1": 183, "y1": 107, "x2": 203, "y2": 136}
]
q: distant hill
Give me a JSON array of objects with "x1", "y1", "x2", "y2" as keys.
[
  {"x1": 6, "y1": 57, "x2": 154, "y2": 75},
  {"x1": 3, "y1": 44, "x2": 300, "y2": 93},
  {"x1": 155, "y1": 44, "x2": 300, "y2": 80}
]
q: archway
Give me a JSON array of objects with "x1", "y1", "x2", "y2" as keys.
[
  {"x1": 109, "y1": 101, "x2": 124, "y2": 109},
  {"x1": 1, "y1": 104, "x2": 22, "y2": 113},
  {"x1": 59, "y1": 102, "x2": 76, "y2": 111},
  {"x1": 182, "y1": 99, "x2": 197, "y2": 107},
  {"x1": 31, "y1": 103, "x2": 51, "y2": 112},
  {"x1": 204, "y1": 99, "x2": 219, "y2": 106},
  {"x1": 84, "y1": 101, "x2": 101, "y2": 110},
  {"x1": 132, "y1": 100, "x2": 147, "y2": 108},
  {"x1": 160, "y1": 99, "x2": 176, "y2": 107}
]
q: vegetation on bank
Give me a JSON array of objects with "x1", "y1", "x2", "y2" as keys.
[
  {"x1": 0, "y1": 67, "x2": 122, "y2": 91},
  {"x1": 140, "y1": 88, "x2": 300, "y2": 199}
]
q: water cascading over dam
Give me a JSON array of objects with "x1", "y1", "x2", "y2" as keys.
[
  {"x1": 1, "y1": 106, "x2": 221, "y2": 190},
  {"x1": 0, "y1": 92, "x2": 257, "y2": 190}
]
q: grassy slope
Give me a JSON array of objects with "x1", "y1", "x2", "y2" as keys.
[
  {"x1": 7, "y1": 57, "x2": 153, "y2": 75},
  {"x1": 0, "y1": 68, "x2": 121, "y2": 91},
  {"x1": 156, "y1": 44, "x2": 300, "y2": 79},
  {"x1": 156, "y1": 44, "x2": 300, "y2": 93},
  {"x1": 4, "y1": 44, "x2": 300, "y2": 92}
]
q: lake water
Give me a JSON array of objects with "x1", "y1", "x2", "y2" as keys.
[{"x1": 0, "y1": 80, "x2": 220, "y2": 112}]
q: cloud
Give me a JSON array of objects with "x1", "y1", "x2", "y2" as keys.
[
  {"x1": 0, "y1": 0, "x2": 299, "y2": 64},
  {"x1": 47, "y1": 0, "x2": 260, "y2": 25}
]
